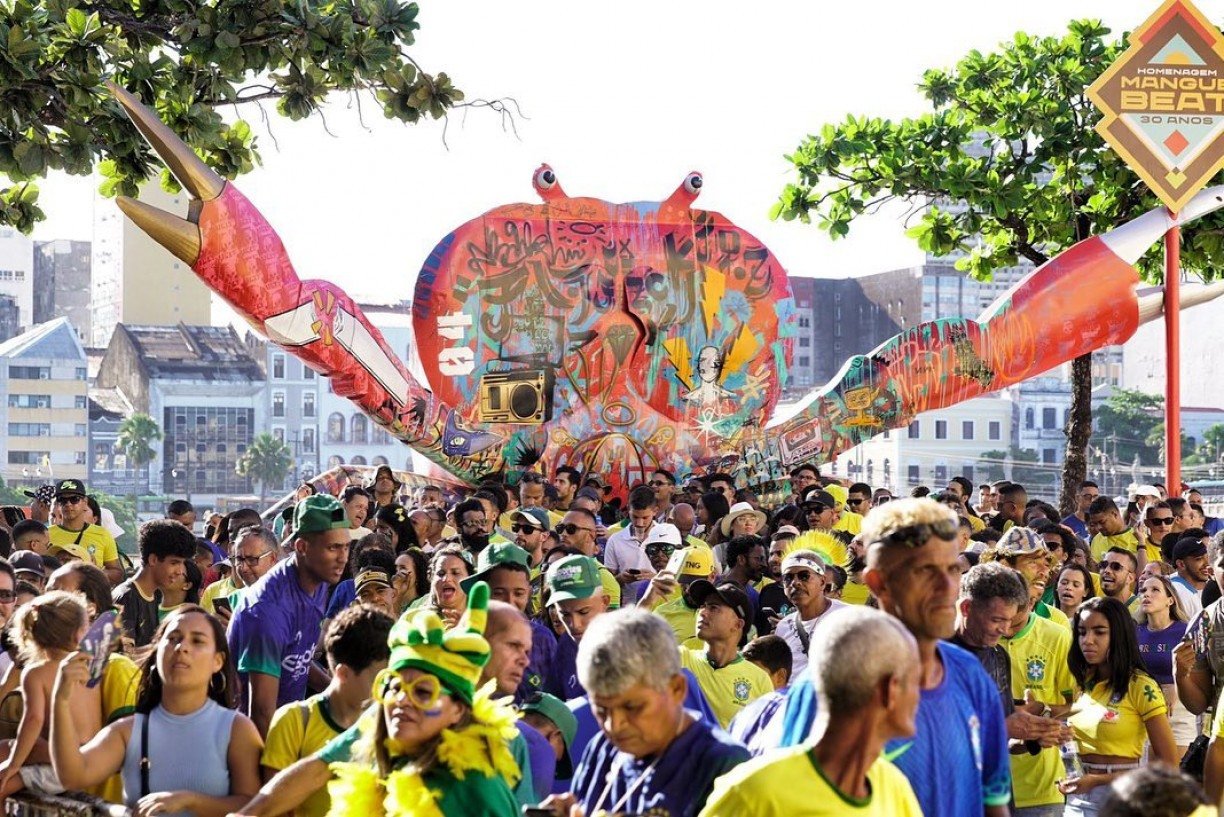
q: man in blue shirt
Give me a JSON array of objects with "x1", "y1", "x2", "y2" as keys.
[
  {"x1": 1060, "y1": 480, "x2": 1098, "y2": 540},
  {"x1": 228, "y1": 495, "x2": 350, "y2": 737},
  {"x1": 775, "y1": 498, "x2": 1011, "y2": 817}
]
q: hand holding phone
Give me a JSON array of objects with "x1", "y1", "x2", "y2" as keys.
[{"x1": 79, "y1": 610, "x2": 118, "y2": 688}]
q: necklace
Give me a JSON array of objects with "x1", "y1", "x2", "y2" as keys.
[{"x1": 589, "y1": 713, "x2": 684, "y2": 817}]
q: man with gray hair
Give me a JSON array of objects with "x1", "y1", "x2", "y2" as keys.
[
  {"x1": 773, "y1": 497, "x2": 1012, "y2": 817},
  {"x1": 544, "y1": 607, "x2": 748, "y2": 817},
  {"x1": 773, "y1": 548, "x2": 846, "y2": 679},
  {"x1": 702, "y1": 606, "x2": 923, "y2": 815}
]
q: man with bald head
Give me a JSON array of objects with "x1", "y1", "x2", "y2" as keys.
[{"x1": 670, "y1": 503, "x2": 699, "y2": 543}]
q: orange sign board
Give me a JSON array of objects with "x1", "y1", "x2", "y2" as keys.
[{"x1": 1089, "y1": 0, "x2": 1224, "y2": 212}]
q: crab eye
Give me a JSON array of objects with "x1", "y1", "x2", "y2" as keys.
[
  {"x1": 535, "y1": 167, "x2": 557, "y2": 189},
  {"x1": 684, "y1": 173, "x2": 703, "y2": 194}
]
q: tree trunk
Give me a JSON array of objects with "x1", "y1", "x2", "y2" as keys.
[{"x1": 1059, "y1": 353, "x2": 1093, "y2": 516}]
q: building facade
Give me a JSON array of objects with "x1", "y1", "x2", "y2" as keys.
[
  {"x1": 0, "y1": 227, "x2": 33, "y2": 332},
  {"x1": 0, "y1": 319, "x2": 89, "y2": 487},
  {"x1": 95, "y1": 323, "x2": 265, "y2": 505},
  {"x1": 90, "y1": 186, "x2": 211, "y2": 348},
  {"x1": 34, "y1": 239, "x2": 92, "y2": 341},
  {"x1": 265, "y1": 342, "x2": 321, "y2": 489}
]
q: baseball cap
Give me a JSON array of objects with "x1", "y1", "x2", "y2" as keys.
[
  {"x1": 511, "y1": 508, "x2": 550, "y2": 531},
  {"x1": 1133, "y1": 485, "x2": 1162, "y2": 499},
  {"x1": 49, "y1": 541, "x2": 91, "y2": 562},
  {"x1": 293, "y1": 495, "x2": 349, "y2": 535},
  {"x1": 686, "y1": 580, "x2": 754, "y2": 645},
  {"x1": 22, "y1": 485, "x2": 54, "y2": 505},
  {"x1": 53, "y1": 479, "x2": 86, "y2": 498},
  {"x1": 772, "y1": 525, "x2": 801, "y2": 539},
  {"x1": 1173, "y1": 537, "x2": 1208, "y2": 562},
  {"x1": 672, "y1": 546, "x2": 715, "y2": 581},
  {"x1": 642, "y1": 523, "x2": 683, "y2": 548},
  {"x1": 995, "y1": 526, "x2": 1047, "y2": 557},
  {"x1": 462, "y1": 542, "x2": 532, "y2": 592},
  {"x1": 781, "y1": 552, "x2": 827, "y2": 576},
  {"x1": 545, "y1": 555, "x2": 603, "y2": 604},
  {"x1": 520, "y1": 691, "x2": 578, "y2": 756},
  {"x1": 98, "y1": 507, "x2": 125, "y2": 539},
  {"x1": 9, "y1": 550, "x2": 44, "y2": 577},
  {"x1": 802, "y1": 489, "x2": 837, "y2": 509},
  {"x1": 354, "y1": 568, "x2": 392, "y2": 595}
]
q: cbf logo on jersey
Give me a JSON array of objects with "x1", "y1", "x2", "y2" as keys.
[
  {"x1": 733, "y1": 680, "x2": 752, "y2": 703},
  {"x1": 1025, "y1": 656, "x2": 1047, "y2": 684}
]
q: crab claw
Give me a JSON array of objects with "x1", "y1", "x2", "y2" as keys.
[
  {"x1": 106, "y1": 81, "x2": 225, "y2": 202},
  {"x1": 114, "y1": 197, "x2": 200, "y2": 265}
]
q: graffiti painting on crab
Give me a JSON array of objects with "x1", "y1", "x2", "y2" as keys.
[{"x1": 410, "y1": 166, "x2": 796, "y2": 495}]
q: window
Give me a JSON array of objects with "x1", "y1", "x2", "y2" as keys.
[
  {"x1": 962, "y1": 465, "x2": 974, "y2": 482},
  {"x1": 1024, "y1": 407, "x2": 1034, "y2": 429},
  {"x1": 798, "y1": 316, "x2": 811, "y2": 328},
  {"x1": 303, "y1": 428, "x2": 316, "y2": 453},
  {"x1": 373, "y1": 426, "x2": 391, "y2": 445},
  {"x1": 989, "y1": 421, "x2": 1001, "y2": 441},
  {"x1": 327, "y1": 413, "x2": 345, "y2": 443},
  {"x1": 1043, "y1": 448, "x2": 1056, "y2": 464},
  {"x1": 7, "y1": 451, "x2": 48, "y2": 464},
  {"x1": 351, "y1": 414, "x2": 369, "y2": 444},
  {"x1": 303, "y1": 367, "x2": 315, "y2": 380},
  {"x1": 272, "y1": 355, "x2": 286, "y2": 379},
  {"x1": 7, "y1": 394, "x2": 50, "y2": 408},
  {"x1": 74, "y1": 424, "x2": 86, "y2": 436},
  {"x1": 935, "y1": 420, "x2": 947, "y2": 440},
  {"x1": 74, "y1": 451, "x2": 86, "y2": 465},
  {"x1": 272, "y1": 392, "x2": 285, "y2": 418},
  {"x1": 74, "y1": 395, "x2": 87, "y2": 409},
  {"x1": 273, "y1": 427, "x2": 285, "y2": 443},
  {"x1": 350, "y1": 455, "x2": 367, "y2": 466},
  {"x1": 372, "y1": 455, "x2": 389, "y2": 466},
  {"x1": 934, "y1": 465, "x2": 948, "y2": 482},
  {"x1": 8, "y1": 423, "x2": 50, "y2": 437},
  {"x1": 75, "y1": 368, "x2": 86, "y2": 379},
  {"x1": 9, "y1": 366, "x2": 49, "y2": 380},
  {"x1": 907, "y1": 464, "x2": 920, "y2": 485},
  {"x1": 908, "y1": 421, "x2": 920, "y2": 439},
  {"x1": 327, "y1": 455, "x2": 345, "y2": 468},
  {"x1": 798, "y1": 337, "x2": 810, "y2": 348},
  {"x1": 303, "y1": 393, "x2": 315, "y2": 418},
  {"x1": 798, "y1": 356, "x2": 810, "y2": 368},
  {"x1": 962, "y1": 421, "x2": 974, "y2": 440},
  {"x1": 1042, "y1": 407, "x2": 1057, "y2": 429}
]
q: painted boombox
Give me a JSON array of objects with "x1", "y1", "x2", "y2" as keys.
[{"x1": 478, "y1": 369, "x2": 555, "y2": 424}]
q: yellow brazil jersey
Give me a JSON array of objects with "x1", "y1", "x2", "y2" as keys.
[
  {"x1": 48, "y1": 524, "x2": 118, "y2": 568},
  {"x1": 1068, "y1": 673, "x2": 1166, "y2": 759},
  {"x1": 1002, "y1": 613, "x2": 1075, "y2": 808},
  {"x1": 679, "y1": 647, "x2": 772, "y2": 729},
  {"x1": 833, "y1": 511, "x2": 862, "y2": 536},
  {"x1": 598, "y1": 566, "x2": 621, "y2": 609},
  {"x1": 840, "y1": 580, "x2": 871, "y2": 606},
  {"x1": 699, "y1": 746, "x2": 922, "y2": 817},
  {"x1": 90, "y1": 653, "x2": 141, "y2": 803},
  {"x1": 1091, "y1": 528, "x2": 1160, "y2": 565},
  {"x1": 262, "y1": 694, "x2": 347, "y2": 817},
  {"x1": 653, "y1": 596, "x2": 702, "y2": 650},
  {"x1": 200, "y1": 576, "x2": 240, "y2": 615}
]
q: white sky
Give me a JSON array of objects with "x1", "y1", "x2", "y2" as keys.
[{"x1": 31, "y1": 0, "x2": 1183, "y2": 304}]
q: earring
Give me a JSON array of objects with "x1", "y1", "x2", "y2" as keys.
[{"x1": 210, "y1": 673, "x2": 227, "y2": 694}]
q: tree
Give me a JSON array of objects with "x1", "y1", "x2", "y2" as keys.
[
  {"x1": 115, "y1": 412, "x2": 162, "y2": 494},
  {"x1": 772, "y1": 20, "x2": 1224, "y2": 517},
  {"x1": 0, "y1": 0, "x2": 503, "y2": 231},
  {"x1": 980, "y1": 450, "x2": 1008, "y2": 483},
  {"x1": 236, "y1": 433, "x2": 292, "y2": 503}
]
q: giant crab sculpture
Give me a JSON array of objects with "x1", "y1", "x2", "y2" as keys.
[{"x1": 109, "y1": 84, "x2": 1224, "y2": 499}]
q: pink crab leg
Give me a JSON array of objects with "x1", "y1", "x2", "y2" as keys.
[
  {"x1": 769, "y1": 187, "x2": 1224, "y2": 466},
  {"x1": 108, "y1": 83, "x2": 461, "y2": 466}
]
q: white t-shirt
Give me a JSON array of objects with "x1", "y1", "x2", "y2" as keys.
[
  {"x1": 1170, "y1": 575, "x2": 1203, "y2": 619},
  {"x1": 602, "y1": 526, "x2": 653, "y2": 574},
  {"x1": 774, "y1": 598, "x2": 849, "y2": 679}
]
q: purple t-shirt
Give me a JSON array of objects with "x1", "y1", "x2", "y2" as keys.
[
  {"x1": 227, "y1": 557, "x2": 328, "y2": 707},
  {"x1": 1137, "y1": 620, "x2": 1188, "y2": 685}
]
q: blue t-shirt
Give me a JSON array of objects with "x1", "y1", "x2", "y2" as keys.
[
  {"x1": 324, "y1": 579, "x2": 356, "y2": 618},
  {"x1": 570, "y1": 710, "x2": 748, "y2": 817},
  {"x1": 778, "y1": 640, "x2": 1011, "y2": 817},
  {"x1": 518, "y1": 719, "x2": 556, "y2": 800},
  {"x1": 1137, "y1": 620, "x2": 1188, "y2": 685},
  {"x1": 517, "y1": 619, "x2": 558, "y2": 704},
  {"x1": 227, "y1": 557, "x2": 328, "y2": 707},
  {"x1": 556, "y1": 670, "x2": 720, "y2": 794},
  {"x1": 547, "y1": 634, "x2": 583, "y2": 700},
  {"x1": 1061, "y1": 513, "x2": 1089, "y2": 540}
]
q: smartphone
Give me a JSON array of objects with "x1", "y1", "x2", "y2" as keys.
[
  {"x1": 628, "y1": 569, "x2": 642, "y2": 576},
  {"x1": 522, "y1": 808, "x2": 554, "y2": 817},
  {"x1": 664, "y1": 547, "x2": 688, "y2": 576},
  {"x1": 214, "y1": 597, "x2": 233, "y2": 617},
  {"x1": 79, "y1": 610, "x2": 118, "y2": 688}
]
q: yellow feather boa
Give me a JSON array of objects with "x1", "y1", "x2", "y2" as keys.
[{"x1": 325, "y1": 682, "x2": 521, "y2": 817}]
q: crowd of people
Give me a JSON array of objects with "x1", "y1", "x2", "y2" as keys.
[{"x1": 0, "y1": 466, "x2": 1219, "y2": 815}]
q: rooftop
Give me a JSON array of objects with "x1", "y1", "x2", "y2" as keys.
[
  {"x1": 116, "y1": 323, "x2": 264, "y2": 381},
  {"x1": 0, "y1": 317, "x2": 85, "y2": 362}
]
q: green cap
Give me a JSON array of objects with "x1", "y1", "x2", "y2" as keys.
[
  {"x1": 545, "y1": 555, "x2": 602, "y2": 604},
  {"x1": 461, "y1": 542, "x2": 531, "y2": 592},
  {"x1": 293, "y1": 494, "x2": 349, "y2": 535},
  {"x1": 521, "y1": 692, "x2": 578, "y2": 751},
  {"x1": 512, "y1": 507, "x2": 551, "y2": 531}
]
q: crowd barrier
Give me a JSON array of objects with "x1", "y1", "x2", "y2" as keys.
[{"x1": 3, "y1": 792, "x2": 129, "y2": 817}]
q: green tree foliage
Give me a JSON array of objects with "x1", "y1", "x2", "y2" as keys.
[
  {"x1": 1092, "y1": 387, "x2": 1191, "y2": 467},
  {"x1": 115, "y1": 412, "x2": 162, "y2": 494},
  {"x1": 772, "y1": 20, "x2": 1224, "y2": 515},
  {"x1": 236, "y1": 432, "x2": 292, "y2": 501},
  {"x1": 0, "y1": 0, "x2": 478, "y2": 231}
]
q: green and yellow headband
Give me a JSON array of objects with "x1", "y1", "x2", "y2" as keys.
[{"x1": 387, "y1": 581, "x2": 491, "y2": 704}]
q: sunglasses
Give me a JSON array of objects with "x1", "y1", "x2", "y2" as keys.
[
  {"x1": 57, "y1": 495, "x2": 85, "y2": 505},
  {"x1": 556, "y1": 523, "x2": 594, "y2": 536},
  {"x1": 511, "y1": 524, "x2": 542, "y2": 534},
  {"x1": 1102, "y1": 560, "x2": 1130, "y2": 572},
  {"x1": 847, "y1": 498, "x2": 865, "y2": 507},
  {"x1": 0, "y1": 590, "x2": 14, "y2": 603},
  {"x1": 803, "y1": 504, "x2": 829, "y2": 515},
  {"x1": 1147, "y1": 517, "x2": 1174, "y2": 526},
  {"x1": 374, "y1": 669, "x2": 444, "y2": 711},
  {"x1": 872, "y1": 520, "x2": 959, "y2": 549},
  {"x1": 783, "y1": 570, "x2": 819, "y2": 584},
  {"x1": 875, "y1": 496, "x2": 892, "y2": 505},
  {"x1": 645, "y1": 544, "x2": 676, "y2": 557}
]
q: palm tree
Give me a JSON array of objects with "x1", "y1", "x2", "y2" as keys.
[
  {"x1": 115, "y1": 413, "x2": 162, "y2": 495},
  {"x1": 236, "y1": 433, "x2": 293, "y2": 504}
]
